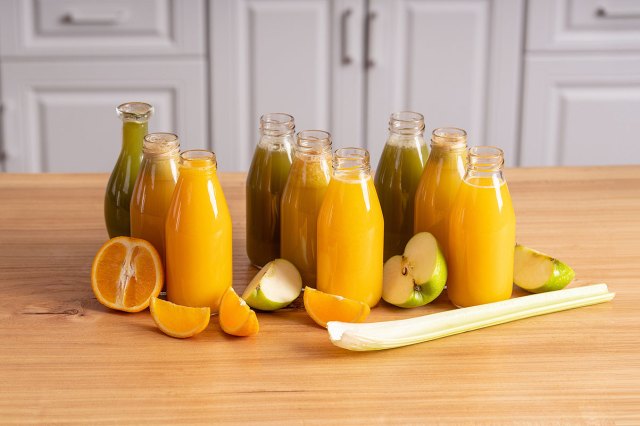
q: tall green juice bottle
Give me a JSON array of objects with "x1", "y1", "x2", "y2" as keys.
[
  {"x1": 104, "y1": 102, "x2": 154, "y2": 238},
  {"x1": 374, "y1": 111, "x2": 428, "y2": 261}
]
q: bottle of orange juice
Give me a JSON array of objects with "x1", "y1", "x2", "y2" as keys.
[
  {"x1": 317, "y1": 148, "x2": 384, "y2": 307},
  {"x1": 447, "y1": 146, "x2": 515, "y2": 307},
  {"x1": 280, "y1": 130, "x2": 332, "y2": 287},
  {"x1": 414, "y1": 127, "x2": 467, "y2": 259},
  {"x1": 130, "y1": 133, "x2": 180, "y2": 272},
  {"x1": 374, "y1": 111, "x2": 428, "y2": 261},
  {"x1": 165, "y1": 150, "x2": 232, "y2": 311}
]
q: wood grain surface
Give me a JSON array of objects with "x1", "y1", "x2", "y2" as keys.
[{"x1": 0, "y1": 167, "x2": 638, "y2": 424}]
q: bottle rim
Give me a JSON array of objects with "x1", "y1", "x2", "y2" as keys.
[
  {"x1": 180, "y1": 149, "x2": 217, "y2": 169},
  {"x1": 296, "y1": 130, "x2": 332, "y2": 155},
  {"x1": 333, "y1": 147, "x2": 371, "y2": 174},
  {"x1": 143, "y1": 133, "x2": 180, "y2": 157},
  {"x1": 117, "y1": 102, "x2": 154, "y2": 122},
  {"x1": 389, "y1": 111, "x2": 425, "y2": 135},
  {"x1": 431, "y1": 127, "x2": 467, "y2": 150},
  {"x1": 468, "y1": 146, "x2": 504, "y2": 171},
  {"x1": 260, "y1": 113, "x2": 295, "y2": 136}
]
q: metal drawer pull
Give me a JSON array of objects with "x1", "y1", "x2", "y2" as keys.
[
  {"x1": 365, "y1": 11, "x2": 377, "y2": 69},
  {"x1": 340, "y1": 9, "x2": 353, "y2": 66},
  {"x1": 595, "y1": 6, "x2": 640, "y2": 19},
  {"x1": 61, "y1": 10, "x2": 126, "y2": 25}
]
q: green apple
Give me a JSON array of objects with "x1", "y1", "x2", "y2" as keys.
[
  {"x1": 242, "y1": 259, "x2": 302, "y2": 311},
  {"x1": 513, "y1": 244, "x2": 575, "y2": 293},
  {"x1": 382, "y1": 232, "x2": 447, "y2": 308}
]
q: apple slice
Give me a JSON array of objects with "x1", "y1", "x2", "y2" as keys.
[
  {"x1": 382, "y1": 232, "x2": 447, "y2": 308},
  {"x1": 242, "y1": 259, "x2": 302, "y2": 311},
  {"x1": 513, "y1": 244, "x2": 575, "y2": 293}
]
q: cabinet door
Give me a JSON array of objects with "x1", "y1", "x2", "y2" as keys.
[
  {"x1": 367, "y1": 0, "x2": 524, "y2": 166},
  {"x1": 0, "y1": 60, "x2": 207, "y2": 172},
  {"x1": 520, "y1": 56, "x2": 640, "y2": 166},
  {"x1": 210, "y1": 0, "x2": 366, "y2": 171}
]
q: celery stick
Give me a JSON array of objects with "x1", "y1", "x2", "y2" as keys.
[{"x1": 327, "y1": 284, "x2": 614, "y2": 351}]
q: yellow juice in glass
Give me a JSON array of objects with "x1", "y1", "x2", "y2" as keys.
[
  {"x1": 130, "y1": 133, "x2": 180, "y2": 270},
  {"x1": 447, "y1": 147, "x2": 515, "y2": 307},
  {"x1": 165, "y1": 150, "x2": 232, "y2": 311},
  {"x1": 414, "y1": 128, "x2": 467, "y2": 259},
  {"x1": 317, "y1": 148, "x2": 383, "y2": 307},
  {"x1": 280, "y1": 130, "x2": 332, "y2": 287}
]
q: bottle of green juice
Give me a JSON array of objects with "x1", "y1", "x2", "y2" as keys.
[
  {"x1": 374, "y1": 111, "x2": 429, "y2": 261},
  {"x1": 104, "y1": 102, "x2": 154, "y2": 238}
]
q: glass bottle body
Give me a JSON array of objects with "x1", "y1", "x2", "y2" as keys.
[
  {"x1": 130, "y1": 133, "x2": 180, "y2": 271},
  {"x1": 317, "y1": 148, "x2": 384, "y2": 307},
  {"x1": 414, "y1": 128, "x2": 468, "y2": 259},
  {"x1": 246, "y1": 114, "x2": 295, "y2": 267},
  {"x1": 447, "y1": 147, "x2": 515, "y2": 307},
  {"x1": 104, "y1": 102, "x2": 153, "y2": 238},
  {"x1": 165, "y1": 150, "x2": 232, "y2": 312},
  {"x1": 280, "y1": 130, "x2": 332, "y2": 287},
  {"x1": 374, "y1": 112, "x2": 428, "y2": 261}
]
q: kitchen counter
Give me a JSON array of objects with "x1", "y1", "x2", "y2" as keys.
[{"x1": 0, "y1": 167, "x2": 638, "y2": 423}]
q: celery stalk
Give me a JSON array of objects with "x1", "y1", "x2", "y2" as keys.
[{"x1": 327, "y1": 284, "x2": 614, "y2": 351}]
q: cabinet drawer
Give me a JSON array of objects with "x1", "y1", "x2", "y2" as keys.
[
  {"x1": 520, "y1": 56, "x2": 640, "y2": 166},
  {"x1": 0, "y1": 0, "x2": 205, "y2": 57},
  {"x1": 528, "y1": 0, "x2": 640, "y2": 51}
]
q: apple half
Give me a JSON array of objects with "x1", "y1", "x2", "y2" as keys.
[
  {"x1": 513, "y1": 244, "x2": 575, "y2": 293},
  {"x1": 382, "y1": 232, "x2": 447, "y2": 308},
  {"x1": 242, "y1": 259, "x2": 302, "y2": 311}
]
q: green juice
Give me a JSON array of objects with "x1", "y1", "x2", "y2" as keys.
[
  {"x1": 104, "y1": 121, "x2": 147, "y2": 238},
  {"x1": 374, "y1": 140, "x2": 428, "y2": 261},
  {"x1": 246, "y1": 143, "x2": 293, "y2": 267}
]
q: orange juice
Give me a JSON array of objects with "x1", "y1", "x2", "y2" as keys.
[
  {"x1": 414, "y1": 128, "x2": 467, "y2": 259},
  {"x1": 280, "y1": 130, "x2": 332, "y2": 287},
  {"x1": 447, "y1": 147, "x2": 515, "y2": 307},
  {"x1": 130, "y1": 133, "x2": 180, "y2": 270},
  {"x1": 165, "y1": 150, "x2": 232, "y2": 311},
  {"x1": 317, "y1": 148, "x2": 384, "y2": 307}
]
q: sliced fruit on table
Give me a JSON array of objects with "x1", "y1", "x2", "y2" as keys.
[
  {"x1": 150, "y1": 297, "x2": 210, "y2": 338},
  {"x1": 219, "y1": 288, "x2": 259, "y2": 337},
  {"x1": 303, "y1": 287, "x2": 370, "y2": 328},
  {"x1": 513, "y1": 244, "x2": 575, "y2": 293},
  {"x1": 382, "y1": 232, "x2": 447, "y2": 308},
  {"x1": 91, "y1": 236, "x2": 163, "y2": 312},
  {"x1": 242, "y1": 259, "x2": 302, "y2": 311}
]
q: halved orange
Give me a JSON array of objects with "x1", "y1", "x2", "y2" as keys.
[
  {"x1": 219, "y1": 288, "x2": 259, "y2": 337},
  {"x1": 91, "y1": 236, "x2": 163, "y2": 312},
  {"x1": 303, "y1": 287, "x2": 370, "y2": 328},
  {"x1": 150, "y1": 297, "x2": 210, "y2": 338}
]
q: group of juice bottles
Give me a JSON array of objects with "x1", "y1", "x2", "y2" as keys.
[
  {"x1": 247, "y1": 111, "x2": 515, "y2": 309},
  {"x1": 104, "y1": 102, "x2": 232, "y2": 312}
]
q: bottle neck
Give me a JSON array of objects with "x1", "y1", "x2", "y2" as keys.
[
  {"x1": 430, "y1": 127, "x2": 467, "y2": 155},
  {"x1": 295, "y1": 130, "x2": 332, "y2": 160},
  {"x1": 179, "y1": 150, "x2": 217, "y2": 177},
  {"x1": 388, "y1": 111, "x2": 425, "y2": 145},
  {"x1": 333, "y1": 147, "x2": 371, "y2": 180},
  {"x1": 122, "y1": 121, "x2": 147, "y2": 153},
  {"x1": 142, "y1": 132, "x2": 180, "y2": 160},
  {"x1": 464, "y1": 146, "x2": 505, "y2": 184},
  {"x1": 259, "y1": 113, "x2": 295, "y2": 150}
]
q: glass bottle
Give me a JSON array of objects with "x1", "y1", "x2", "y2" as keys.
[
  {"x1": 447, "y1": 146, "x2": 516, "y2": 308},
  {"x1": 414, "y1": 127, "x2": 468, "y2": 260},
  {"x1": 280, "y1": 130, "x2": 332, "y2": 287},
  {"x1": 130, "y1": 132, "x2": 180, "y2": 272},
  {"x1": 374, "y1": 111, "x2": 428, "y2": 261},
  {"x1": 246, "y1": 113, "x2": 295, "y2": 267},
  {"x1": 104, "y1": 102, "x2": 154, "y2": 238},
  {"x1": 165, "y1": 150, "x2": 232, "y2": 312},
  {"x1": 317, "y1": 148, "x2": 384, "y2": 307}
]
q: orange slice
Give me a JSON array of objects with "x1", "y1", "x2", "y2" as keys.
[
  {"x1": 303, "y1": 287, "x2": 370, "y2": 328},
  {"x1": 91, "y1": 236, "x2": 163, "y2": 312},
  {"x1": 150, "y1": 297, "x2": 210, "y2": 338},
  {"x1": 219, "y1": 288, "x2": 259, "y2": 337}
]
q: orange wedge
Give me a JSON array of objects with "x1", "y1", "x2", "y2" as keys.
[
  {"x1": 91, "y1": 236, "x2": 163, "y2": 312},
  {"x1": 219, "y1": 288, "x2": 259, "y2": 337},
  {"x1": 303, "y1": 287, "x2": 370, "y2": 328},
  {"x1": 150, "y1": 297, "x2": 210, "y2": 338}
]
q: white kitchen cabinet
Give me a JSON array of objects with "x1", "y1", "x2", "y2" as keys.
[
  {"x1": 210, "y1": 0, "x2": 525, "y2": 171},
  {"x1": 0, "y1": 60, "x2": 207, "y2": 172}
]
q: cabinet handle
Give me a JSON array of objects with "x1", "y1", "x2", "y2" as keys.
[
  {"x1": 365, "y1": 11, "x2": 377, "y2": 69},
  {"x1": 340, "y1": 9, "x2": 353, "y2": 65},
  {"x1": 595, "y1": 6, "x2": 640, "y2": 19},
  {"x1": 0, "y1": 102, "x2": 5, "y2": 171},
  {"x1": 61, "y1": 10, "x2": 126, "y2": 25}
]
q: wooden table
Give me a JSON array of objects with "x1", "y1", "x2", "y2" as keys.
[{"x1": 0, "y1": 167, "x2": 638, "y2": 424}]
